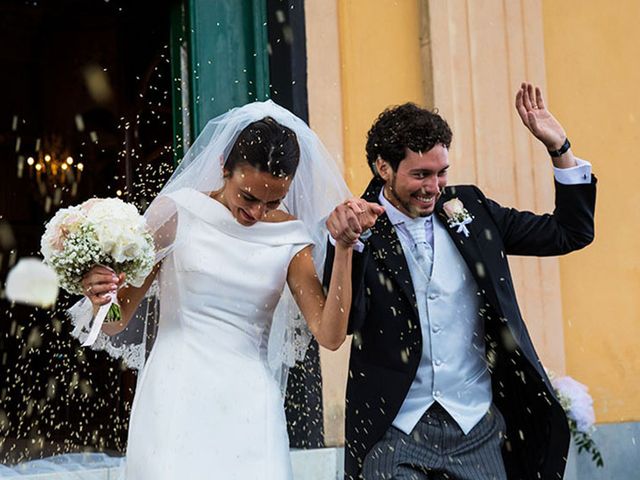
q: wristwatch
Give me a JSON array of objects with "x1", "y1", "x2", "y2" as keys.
[{"x1": 548, "y1": 138, "x2": 571, "y2": 157}]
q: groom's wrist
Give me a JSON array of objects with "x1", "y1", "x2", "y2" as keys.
[{"x1": 548, "y1": 137, "x2": 571, "y2": 157}]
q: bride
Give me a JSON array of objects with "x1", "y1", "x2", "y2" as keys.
[{"x1": 71, "y1": 100, "x2": 381, "y2": 479}]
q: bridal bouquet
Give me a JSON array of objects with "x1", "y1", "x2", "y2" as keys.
[
  {"x1": 41, "y1": 197, "x2": 155, "y2": 327},
  {"x1": 551, "y1": 374, "x2": 604, "y2": 467}
]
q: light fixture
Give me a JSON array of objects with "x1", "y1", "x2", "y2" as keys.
[{"x1": 21, "y1": 135, "x2": 84, "y2": 212}]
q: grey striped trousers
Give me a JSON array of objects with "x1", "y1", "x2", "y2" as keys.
[{"x1": 361, "y1": 403, "x2": 507, "y2": 480}]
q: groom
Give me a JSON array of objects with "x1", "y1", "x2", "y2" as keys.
[{"x1": 325, "y1": 83, "x2": 596, "y2": 479}]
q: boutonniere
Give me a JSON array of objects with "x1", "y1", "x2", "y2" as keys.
[{"x1": 443, "y1": 198, "x2": 473, "y2": 237}]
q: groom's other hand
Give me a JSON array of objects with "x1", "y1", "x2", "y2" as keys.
[{"x1": 327, "y1": 199, "x2": 384, "y2": 247}]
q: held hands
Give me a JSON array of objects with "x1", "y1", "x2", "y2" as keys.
[
  {"x1": 81, "y1": 266, "x2": 126, "y2": 307},
  {"x1": 326, "y1": 198, "x2": 384, "y2": 248},
  {"x1": 515, "y1": 82, "x2": 567, "y2": 151}
]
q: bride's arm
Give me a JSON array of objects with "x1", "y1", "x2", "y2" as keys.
[
  {"x1": 287, "y1": 244, "x2": 353, "y2": 351},
  {"x1": 81, "y1": 202, "x2": 178, "y2": 336},
  {"x1": 287, "y1": 199, "x2": 383, "y2": 351}
]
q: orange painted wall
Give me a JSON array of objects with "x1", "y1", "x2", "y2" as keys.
[
  {"x1": 543, "y1": 0, "x2": 640, "y2": 422},
  {"x1": 338, "y1": 0, "x2": 425, "y2": 195},
  {"x1": 334, "y1": 0, "x2": 639, "y2": 426}
]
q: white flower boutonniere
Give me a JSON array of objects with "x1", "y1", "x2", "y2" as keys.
[{"x1": 443, "y1": 198, "x2": 473, "y2": 237}]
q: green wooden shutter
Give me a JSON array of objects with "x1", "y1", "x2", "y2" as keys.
[
  {"x1": 188, "y1": 0, "x2": 270, "y2": 135},
  {"x1": 170, "y1": 0, "x2": 270, "y2": 158}
]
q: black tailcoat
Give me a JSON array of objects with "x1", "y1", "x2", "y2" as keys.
[{"x1": 324, "y1": 176, "x2": 596, "y2": 480}]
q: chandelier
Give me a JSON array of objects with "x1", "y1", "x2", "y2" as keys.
[{"x1": 18, "y1": 136, "x2": 84, "y2": 212}]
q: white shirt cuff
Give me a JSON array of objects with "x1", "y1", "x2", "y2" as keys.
[
  {"x1": 328, "y1": 234, "x2": 365, "y2": 253},
  {"x1": 553, "y1": 157, "x2": 592, "y2": 185}
]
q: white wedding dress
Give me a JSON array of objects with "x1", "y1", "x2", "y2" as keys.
[{"x1": 125, "y1": 188, "x2": 313, "y2": 480}]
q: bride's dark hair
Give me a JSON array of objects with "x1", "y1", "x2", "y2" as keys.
[{"x1": 224, "y1": 116, "x2": 300, "y2": 178}]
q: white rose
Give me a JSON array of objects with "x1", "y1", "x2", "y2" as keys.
[
  {"x1": 122, "y1": 238, "x2": 145, "y2": 260},
  {"x1": 111, "y1": 239, "x2": 141, "y2": 263},
  {"x1": 41, "y1": 206, "x2": 84, "y2": 260}
]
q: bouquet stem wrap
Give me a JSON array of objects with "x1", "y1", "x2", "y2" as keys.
[{"x1": 75, "y1": 292, "x2": 120, "y2": 347}]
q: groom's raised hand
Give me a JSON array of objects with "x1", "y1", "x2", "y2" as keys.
[
  {"x1": 327, "y1": 199, "x2": 384, "y2": 247},
  {"x1": 515, "y1": 82, "x2": 566, "y2": 149},
  {"x1": 515, "y1": 82, "x2": 577, "y2": 169}
]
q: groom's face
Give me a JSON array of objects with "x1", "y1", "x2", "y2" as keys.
[{"x1": 377, "y1": 145, "x2": 449, "y2": 218}]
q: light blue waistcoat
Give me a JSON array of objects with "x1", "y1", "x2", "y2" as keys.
[{"x1": 391, "y1": 214, "x2": 492, "y2": 435}]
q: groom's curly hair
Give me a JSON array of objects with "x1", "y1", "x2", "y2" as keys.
[{"x1": 366, "y1": 103, "x2": 452, "y2": 176}]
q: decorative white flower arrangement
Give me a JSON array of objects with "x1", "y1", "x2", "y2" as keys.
[
  {"x1": 40, "y1": 198, "x2": 155, "y2": 343},
  {"x1": 442, "y1": 198, "x2": 473, "y2": 237},
  {"x1": 550, "y1": 373, "x2": 604, "y2": 467}
]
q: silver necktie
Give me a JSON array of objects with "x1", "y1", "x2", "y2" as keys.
[{"x1": 405, "y1": 217, "x2": 433, "y2": 278}]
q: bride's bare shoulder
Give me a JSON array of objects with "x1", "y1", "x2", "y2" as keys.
[{"x1": 263, "y1": 210, "x2": 297, "y2": 223}]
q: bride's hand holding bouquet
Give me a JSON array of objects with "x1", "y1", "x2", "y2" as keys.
[{"x1": 41, "y1": 197, "x2": 155, "y2": 345}]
